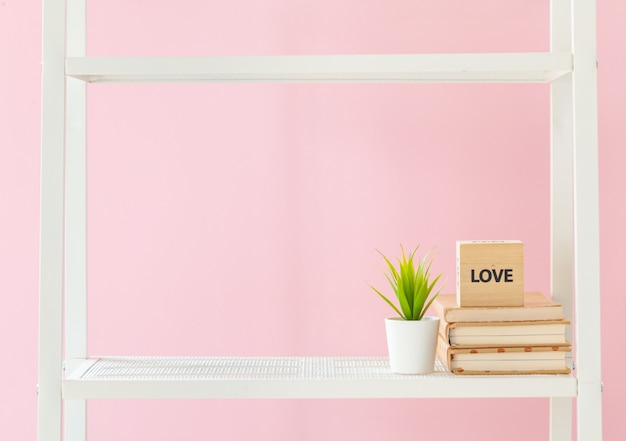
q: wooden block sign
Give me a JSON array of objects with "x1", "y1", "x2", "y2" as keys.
[{"x1": 456, "y1": 240, "x2": 524, "y2": 307}]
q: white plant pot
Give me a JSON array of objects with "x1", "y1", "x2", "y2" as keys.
[{"x1": 385, "y1": 316, "x2": 440, "y2": 374}]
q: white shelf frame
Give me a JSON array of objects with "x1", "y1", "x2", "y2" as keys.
[
  {"x1": 61, "y1": 357, "x2": 577, "y2": 400},
  {"x1": 64, "y1": 53, "x2": 572, "y2": 83},
  {"x1": 38, "y1": 0, "x2": 603, "y2": 440}
]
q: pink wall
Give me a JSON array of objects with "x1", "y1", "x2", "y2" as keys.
[{"x1": 1, "y1": 1, "x2": 624, "y2": 440}]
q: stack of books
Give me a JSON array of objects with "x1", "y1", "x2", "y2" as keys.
[{"x1": 433, "y1": 292, "x2": 571, "y2": 375}]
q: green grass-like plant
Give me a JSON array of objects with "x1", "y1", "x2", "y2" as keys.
[{"x1": 369, "y1": 245, "x2": 443, "y2": 320}]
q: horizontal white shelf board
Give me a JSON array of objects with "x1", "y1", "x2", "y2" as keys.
[
  {"x1": 65, "y1": 53, "x2": 572, "y2": 83},
  {"x1": 62, "y1": 356, "x2": 577, "y2": 399}
]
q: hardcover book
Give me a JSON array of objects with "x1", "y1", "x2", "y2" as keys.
[
  {"x1": 437, "y1": 336, "x2": 571, "y2": 375},
  {"x1": 439, "y1": 318, "x2": 570, "y2": 347},
  {"x1": 432, "y1": 292, "x2": 564, "y2": 323}
]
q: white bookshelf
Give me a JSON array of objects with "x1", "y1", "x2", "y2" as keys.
[{"x1": 38, "y1": 0, "x2": 602, "y2": 440}]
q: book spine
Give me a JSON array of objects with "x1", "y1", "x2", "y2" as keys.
[
  {"x1": 436, "y1": 336, "x2": 452, "y2": 371},
  {"x1": 431, "y1": 299, "x2": 448, "y2": 322}
]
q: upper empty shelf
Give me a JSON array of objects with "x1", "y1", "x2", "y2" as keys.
[{"x1": 65, "y1": 52, "x2": 572, "y2": 83}]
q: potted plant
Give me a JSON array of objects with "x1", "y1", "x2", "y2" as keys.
[{"x1": 369, "y1": 245, "x2": 443, "y2": 374}]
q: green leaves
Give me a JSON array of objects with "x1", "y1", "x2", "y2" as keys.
[{"x1": 369, "y1": 245, "x2": 443, "y2": 320}]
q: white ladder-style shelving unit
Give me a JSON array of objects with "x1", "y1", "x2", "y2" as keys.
[{"x1": 37, "y1": 0, "x2": 603, "y2": 440}]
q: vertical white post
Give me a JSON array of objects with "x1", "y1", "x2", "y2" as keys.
[
  {"x1": 65, "y1": 0, "x2": 88, "y2": 439},
  {"x1": 549, "y1": 0, "x2": 574, "y2": 438},
  {"x1": 572, "y1": 0, "x2": 603, "y2": 439},
  {"x1": 550, "y1": 0, "x2": 575, "y2": 348},
  {"x1": 550, "y1": 397, "x2": 573, "y2": 441},
  {"x1": 38, "y1": 0, "x2": 66, "y2": 440}
]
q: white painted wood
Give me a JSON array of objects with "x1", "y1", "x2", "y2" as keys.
[
  {"x1": 550, "y1": 0, "x2": 575, "y2": 349},
  {"x1": 63, "y1": 402, "x2": 86, "y2": 441},
  {"x1": 65, "y1": 0, "x2": 87, "y2": 364},
  {"x1": 38, "y1": 0, "x2": 66, "y2": 440},
  {"x1": 549, "y1": 1, "x2": 575, "y2": 439},
  {"x1": 64, "y1": 358, "x2": 96, "y2": 378},
  {"x1": 550, "y1": 397, "x2": 573, "y2": 441},
  {"x1": 61, "y1": 357, "x2": 578, "y2": 400},
  {"x1": 64, "y1": 0, "x2": 87, "y2": 438},
  {"x1": 572, "y1": 0, "x2": 603, "y2": 439},
  {"x1": 65, "y1": 53, "x2": 572, "y2": 83}
]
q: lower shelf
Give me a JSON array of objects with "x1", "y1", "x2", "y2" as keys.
[{"x1": 62, "y1": 356, "x2": 577, "y2": 400}]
